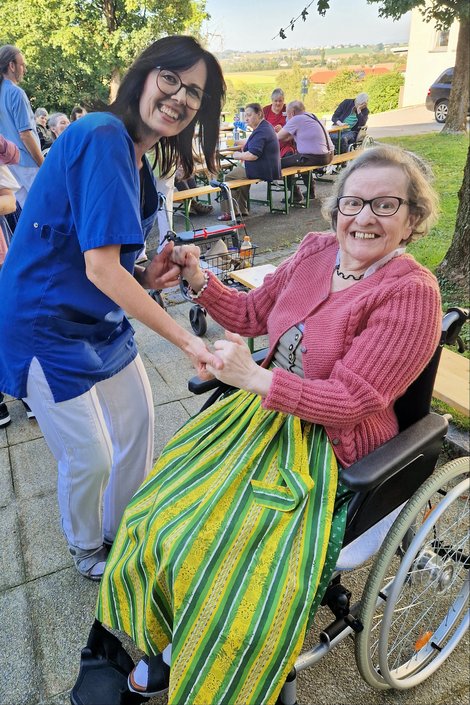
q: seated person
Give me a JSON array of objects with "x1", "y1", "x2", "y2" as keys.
[
  {"x1": 75, "y1": 145, "x2": 442, "y2": 705},
  {"x1": 277, "y1": 100, "x2": 334, "y2": 203},
  {"x1": 330, "y1": 92, "x2": 369, "y2": 154},
  {"x1": 263, "y1": 88, "x2": 295, "y2": 158},
  {"x1": 34, "y1": 108, "x2": 53, "y2": 151},
  {"x1": 174, "y1": 164, "x2": 213, "y2": 216},
  {"x1": 218, "y1": 102, "x2": 280, "y2": 220}
]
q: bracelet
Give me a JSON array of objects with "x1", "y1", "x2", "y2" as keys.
[{"x1": 188, "y1": 270, "x2": 210, "y2": 300}]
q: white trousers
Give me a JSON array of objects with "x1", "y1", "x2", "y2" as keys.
[
  {"x1": 7, "y1": 164, "x2": 39, "y2": 208},
  {"x1": 25, "y1": 355, "x2": 154, "y2": 549}
]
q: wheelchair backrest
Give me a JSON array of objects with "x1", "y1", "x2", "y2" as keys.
[
  {"x1": 343, "y1": 308, "x2": 468, "y2": 545},
  {"x1": 393, "y1": 308, "x2": 469, "y2": 432}
]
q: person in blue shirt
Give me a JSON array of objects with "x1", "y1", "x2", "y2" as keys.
[
  {"x1": 0, "y1": 35, "x2": 226, "y2": 581},
  {"x1": 218, "y1": 102, "x2": 281, "y2": 220},
  {"x1": 0, "y1": 45, "x2": 44, "y2": 206}
]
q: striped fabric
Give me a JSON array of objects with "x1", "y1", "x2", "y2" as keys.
[{"x1": 97, "y1": 390, "x2": 349, "y2": 704}]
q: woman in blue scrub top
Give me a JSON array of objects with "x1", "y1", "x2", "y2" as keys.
[{"x1": 0, "y1": 36, "x2": 226, "y2": 580}]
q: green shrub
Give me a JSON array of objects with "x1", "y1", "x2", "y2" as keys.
[{"x1": 364, "y1": 71, "x2": 404, "y2": 113}]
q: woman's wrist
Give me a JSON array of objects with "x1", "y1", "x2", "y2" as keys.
[
  {"x1": 187, "y1": 269, "x2": 209, "y2": 298},
  {"x1": 246, "y1": 366, "x2": 273, "y2": 398}
]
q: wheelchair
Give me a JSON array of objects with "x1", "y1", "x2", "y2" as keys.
[
  {"x1": 71, "y1": 308, "x2": 468, "y2": 705},
  {"x1": 188, "y1": 307, "x2": 469, "y2": 704}
]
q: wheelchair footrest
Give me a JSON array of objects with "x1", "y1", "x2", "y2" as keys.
[{"x1": 70, "y1": 621, "x2": 146, "y2": 705}]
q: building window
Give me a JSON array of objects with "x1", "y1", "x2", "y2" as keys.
[{"x1": 434, "y1": 30, "x2": 450, "y2": 49}]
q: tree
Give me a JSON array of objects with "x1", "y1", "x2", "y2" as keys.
[
  {"x1": 310, "y1": 0, "x2": 469, "y2": 286},
  {"x1": 436, "y1": 145, "x2": 470, "y2": 288},
  {"x1": 0, "y1": 0, "x2": 208, "y2": 110},
  {"x1": 365, "y1": 0, "x2": 469, "y2": 134}
]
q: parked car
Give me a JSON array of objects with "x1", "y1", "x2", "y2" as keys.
[
  {"x1": 425, "y1": 67, "x2": 470, "y2": 123},
  {"x1": 426, "y1": 67, "x2": 454, "y2": 123}
]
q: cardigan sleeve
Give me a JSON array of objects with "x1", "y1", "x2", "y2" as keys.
[
  {"x1": 196, "y1": 250, "x2": 299, "y2": 337},
  {"x1": 262, "y1": 274, "x2": 442, "y2": 427}
]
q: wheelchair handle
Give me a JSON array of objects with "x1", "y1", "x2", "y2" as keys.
[{"x1": 441, "y1": 307, "x2": 469, "y2": 348}]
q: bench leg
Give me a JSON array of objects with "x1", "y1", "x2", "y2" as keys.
[{"x1": 184, "y1": 201, "x2": 191, "y2": 230}]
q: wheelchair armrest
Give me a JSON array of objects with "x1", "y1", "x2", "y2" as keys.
[
  {"x1": 340, "y1": 412, "x2": 448, "y2": 493},
  {"x1": 188, "y1": 347, "x2": 269, "y2": 395}
]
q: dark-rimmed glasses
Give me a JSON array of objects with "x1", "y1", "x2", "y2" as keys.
[
  {"x1": 337, "y1": 196, "x2": 410, "y2": 217},
  {"x1": 155, "y1": 67, "x2": 208, "y2": 110}
]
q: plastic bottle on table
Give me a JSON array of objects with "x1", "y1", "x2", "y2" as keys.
[{"x1": 239, "y1": 235, "x2": 253, "y2": 266}]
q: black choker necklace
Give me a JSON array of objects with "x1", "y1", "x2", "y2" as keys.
[{"x1": 334, "y1": 264, "x2": 364, "y2": 281}]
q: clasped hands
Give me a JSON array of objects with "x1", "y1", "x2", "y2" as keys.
[{"x1": 143, "y1": 242, "x2": 271, "y2": 394}]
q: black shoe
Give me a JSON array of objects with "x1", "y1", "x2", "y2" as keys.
[{"x1": 0, "y1": 402, "x2": 11, "y2": 428}]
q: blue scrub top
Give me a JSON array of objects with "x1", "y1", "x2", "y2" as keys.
[{"x1": 0, "y1": 112, "x2": 159, "y2": 402}]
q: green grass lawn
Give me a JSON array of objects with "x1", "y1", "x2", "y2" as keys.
[
  {"x1": 380, "y1": 133, "x2": 467, "y2": 273},
  {"x1": 224, "y1": 69, "x2": 292, "y2": 88}
]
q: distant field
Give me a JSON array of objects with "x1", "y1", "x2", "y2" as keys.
[{"x1": 224, "y1": 69, "x2": 293, "y2": 88}]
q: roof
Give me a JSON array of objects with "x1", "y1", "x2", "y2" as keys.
[{"x1": 310, "y1": 66, "x2": 390, "y2": 84}]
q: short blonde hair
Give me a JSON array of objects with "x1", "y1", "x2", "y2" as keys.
[{"x1": 322, "y1": 144, "x2": 439, "y2": 244}]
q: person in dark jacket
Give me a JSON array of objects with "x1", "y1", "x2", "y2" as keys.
[
  {"x1": 330, "y1": 92, "x2": 369, "y2": 154},
  {"x1": 218, "y1": 102, "x2": 280, "y2": 219}
]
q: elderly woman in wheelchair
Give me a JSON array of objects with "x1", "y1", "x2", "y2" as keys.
[{"x1": 72, "y1": 145, "x2": 469, "y2": 705}]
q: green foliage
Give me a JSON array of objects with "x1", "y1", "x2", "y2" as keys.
[
  {"x1": 363, "y1": 71, "x2": 404, "y2": 112},
  {"x1": 381, "y1": 133, "x2": 467, "y2": 278},
  {"x1": 366, "y1": 0, "x2": 470, "y2": 28},
  {"x1": 0, "y1": 0, "x2": 208, "y2": 112},
  {"x1": 315, "y1": 69, "x2": 364, "y2": 113}
]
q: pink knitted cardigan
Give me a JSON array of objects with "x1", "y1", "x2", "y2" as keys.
[{"x1": 198, "y1": 233, "x2": 442, "y2": 467}]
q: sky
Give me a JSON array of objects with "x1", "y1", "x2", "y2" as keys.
[{"x1": 202, "y1": 0, "x2": 411, "y2": 53}]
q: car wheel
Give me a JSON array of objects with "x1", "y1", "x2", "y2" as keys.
[{"x1": 434, "y1": 100, "x2": 448, "y2": 123}]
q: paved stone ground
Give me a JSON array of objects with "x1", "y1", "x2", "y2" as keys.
[{"x1": 1, "y1": 111, "x2": 468, "y2": 705}]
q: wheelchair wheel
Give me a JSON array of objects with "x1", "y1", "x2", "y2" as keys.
[
  {"x1": 355, "y1": 457, "x2": 469, "y2": 690},
  {"x1": 189, "y1": 305, "x2": 207, "y2": 337}
]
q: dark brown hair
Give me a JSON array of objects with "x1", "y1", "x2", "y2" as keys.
[{"x1": 108, "y1": 35, "x2": 226, "y2": 178}]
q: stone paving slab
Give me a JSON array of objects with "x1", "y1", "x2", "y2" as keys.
[
  {"x1": 0, "y1": 445, "x2": 14, "y2": 507},
  {"x1": 10, "y1": 436, "x2": 56, "y2": 501},
  {"x1": 19, "y1": 494, "x2": 69, "y2": 581},
  {"x1": 0, "y1": 585, "x2": 37, "y2": 705},
  {"x1": 0, "y1": 504, "x2": 24, "y2": 590}
]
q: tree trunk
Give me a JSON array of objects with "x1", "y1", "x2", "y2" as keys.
[
  {"x1": 109, "y1": 67, "x2": 120, "y2": 102},
  {"x1": 436, "y1": 144, "x2": 470, "y2": 287},
  {"x1": 442, "y1": 15, "x2": 469, "y2": 134}
]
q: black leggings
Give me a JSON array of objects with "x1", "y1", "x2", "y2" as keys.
[{"x1": 281, "y1": 152, "x2": 333, "y2": 189}]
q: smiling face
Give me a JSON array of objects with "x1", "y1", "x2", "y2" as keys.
[
  {"x1": 271, "y1": 96, "x2": 284, "y2": 114},
  {"x1": 336, "y1": 165, "x2": 415, "y2": 272},
  {"x1": 138, "y1": 59, "x2": 207, "y2": 144}
]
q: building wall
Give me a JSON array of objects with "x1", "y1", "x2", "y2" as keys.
[{"x1": 402, "y1": 8, "x2": 459, "y2": 107}]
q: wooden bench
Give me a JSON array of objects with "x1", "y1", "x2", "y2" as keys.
[
  {"x1": 173, "y1": 179, "x2": 260, "y2": 228},
  {"x1": 173, "y1": 149, "x2": 363, "y2": 225},
  {"x1": 433, "y1": 347, "x2": 470, "y2": 416},
  {"x1": 265, "y1": 150, "x2": 362, "y2": 215}
]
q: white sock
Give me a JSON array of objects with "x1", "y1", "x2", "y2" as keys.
[
  {"x1": 132, "y1": 659, "x2": 149, "y2": 688},
  {"x1": 162, "y1": 643, "x2": 172, "y2": 666},
  {"x1": 132, "y1": 643, "x2": 172, "y2": 688}
]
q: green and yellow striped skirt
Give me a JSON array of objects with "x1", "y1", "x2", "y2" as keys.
[{"x1": 97, "y1": 390, "x2": 350, "y2": 705}]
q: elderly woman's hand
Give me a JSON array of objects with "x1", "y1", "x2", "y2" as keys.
[
  {"x1": 171, "y1": 244, "x2": 206, "y2": 292},
  {"x1": 207, "y1": 331, "x2": 273, "y2": 397}
]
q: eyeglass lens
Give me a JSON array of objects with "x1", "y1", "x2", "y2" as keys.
[
  {"x1": 338, "y1": 196, "x2": 402, "y2": 216},
  {"x1": 157, "y1": 70, "x2": 204, "y2": 108}
]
